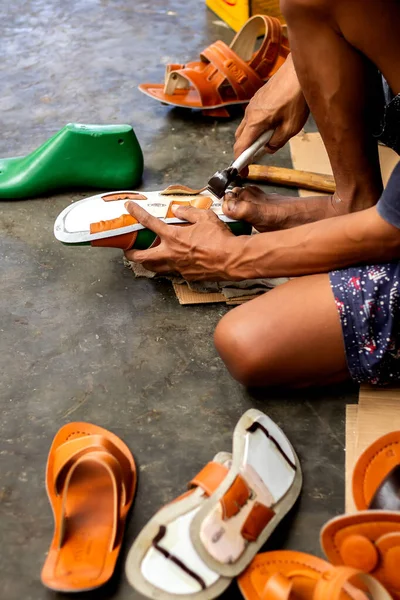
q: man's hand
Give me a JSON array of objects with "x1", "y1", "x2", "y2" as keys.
[
  {"x1": 124, "y1": 201, "x2": 244, "y2": 281},
  {"x1": 234, "y1": 54, "x2": 309, "y2": 162}
]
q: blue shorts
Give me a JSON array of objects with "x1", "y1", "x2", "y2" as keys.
[{"x1": 330, "y1": 263, "x2": 400, "y2": 385}]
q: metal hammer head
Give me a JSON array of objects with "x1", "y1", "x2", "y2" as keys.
[{"x1": 206, "y1": 166, "x2": 239, "y2": 199}]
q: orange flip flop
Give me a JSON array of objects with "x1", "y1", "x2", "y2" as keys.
[
  {"x1": 41, "y1": 422, "x2": 137, "y2": 592},
  {"x1": 237, "y1": 551, "x2": 392, "y2": 600},
  {"x1": 139, "y1": 15, "x2": 289, "y2": 117},
  {"x1": 321, "y1": 432, "x2": 400, "y2": 599}
]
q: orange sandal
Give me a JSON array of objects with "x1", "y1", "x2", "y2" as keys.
[
  {"x1": 41, "y1": 422, "x2": 137, "y2": 592},
  {"x1": 237, "y1": 551, "x2": 392, "y2": 600},
  {"x1": 139, "y1": 15, "x2": 289, "y2": 118},
  {"x1": 321, "y1": 432, "x2": 400, "y2": 599}
]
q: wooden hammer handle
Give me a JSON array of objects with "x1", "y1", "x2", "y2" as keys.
[{"x1": 247, "y1": 164, "x2": 335, "y2": 194}]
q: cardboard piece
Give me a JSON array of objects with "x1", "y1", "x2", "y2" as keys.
[
  {"x1": 345, "y1": 404, "x2": 358, "y2": 513},
  {"x1": 355, "y1": 385, "x2": 400, "y2": 456},
  {"x1": 289, "y1": 131, "x2": 400, "y2": 197},
  {"x1": 173, "y1": 282, "x2": 226, "y2": 305},
  {"x1": 345, "y1": 385, "x2": 400, "y2": 513},
  {"x1": 173, "y1": 281, "x2": 263, "y2": 306}
]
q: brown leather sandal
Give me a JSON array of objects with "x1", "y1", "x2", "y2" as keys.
[
  {"x1": 321, "y1": 432, "x2": 400, "y2": 599},
  {"x1": 238, "y1": 551, "x2": 392, "y2": 600},
  {"x1": 139, "y1": 15, "x2": 289, "y2": 117}
]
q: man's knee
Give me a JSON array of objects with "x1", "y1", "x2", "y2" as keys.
[{"x1": 214, "y1": 312, "x2": 270, "y2": 387}]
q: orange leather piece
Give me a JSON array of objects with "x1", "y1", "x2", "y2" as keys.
[
  {"x1": 90, "y1": 213, "x2": 138, "y2": 234},
  {"x1": 90, "y1": 214, "x2": 138, "y2": 250},
  {"x1": 41, "y1": 422, "x2": 136, "y2": 592},
  {"x1": 165, "y1": 197, "x2": 213, "y2": 217},
  {"x1": 139, "y1": 15, "x2": 289, "y2": 112},
  {"x1": 220, "y1": 474, "x2": 251, "y2": 519},
  {"x1": 352, "y1": 431, "x2": 400, "y2": 510},
  {"x1": 189, "y1": 461, "x2": 229, "y2": 496},
  {"x1": 238, "y1": 551, "x2": 370, "y2": 600},
  {"x1": 313, "y1": 567, "x2": 371, "y2": 600},
  {"x1": 161, "y1": 184, "x2": 206, "y2": 195},
  {"x1": 240, "y1": 502, "x2": 275, "y2": 542},
  {"x1": 379, "y1": 534, "x2": 400, "y2": 590},
  {"x1": 101, "y1": 192, "x2": 148, "y2": 202},
  {"x1": 339, "y1": 535, "x2": 379, "y2": 573},
  {"x1": 321, "y1": 511, "x2": 400, "y2": 599},
  {"x1": 262, "y1": 572, "x2": 293, "y2": 600}
]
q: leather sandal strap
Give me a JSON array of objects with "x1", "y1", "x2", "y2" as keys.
[
  {"x1": 230, "y1": 15, "x2": 284, "y2": 79},
  {"x1": 164, "y1": 66, "x2": 225, "y2": 107},
  {"x1": 261, "y1": 573, "x2": 293, "y2": 600},
  {"x1": 53, "y1": 434, "x2": 134, "y2": 499},
  {"x1": 200, "y1": 41, "x2": 263, "y2": 101},
  {"x1": 313, "y1": 566, "x2": 391, "y2": 600},
  {"x1": 57, "y1": 450, "x2": 124, "y2": 551},
  {"x1": 189, "y1": 461, "x2": 229, "y2": 496}
]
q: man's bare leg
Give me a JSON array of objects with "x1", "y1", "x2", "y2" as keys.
[
  {"x1": 223, "y1": 0, "x2": 400, "y2": 231},
  {"x1": 214, "y1": 274, "x2": 349, "y2": 387}
]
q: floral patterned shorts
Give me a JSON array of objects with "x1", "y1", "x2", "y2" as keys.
[{"x1": 330, "y1": 263, "x2": 400, "y2": 385}]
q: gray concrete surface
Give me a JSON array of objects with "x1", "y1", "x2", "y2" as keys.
[{"x1": 0, "y1": 1, "x2": 357, "y2": 598}]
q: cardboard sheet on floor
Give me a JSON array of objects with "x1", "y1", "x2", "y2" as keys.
[
  {"x1": 345, "y1": 385, "x2": 400, "y2": 513},
  {"x1": 289, "y1": 131, "x2": 400, "y2": 196},
  {"x1": 345, "y1": 404, "x2": 358, "y2": 513}
]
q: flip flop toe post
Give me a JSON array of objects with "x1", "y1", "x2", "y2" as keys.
[{"x1": 41, "y1": 422, "x2": 137, "y2": 592}]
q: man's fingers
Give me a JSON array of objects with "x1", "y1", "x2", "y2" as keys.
[
  {"x1": 234, "y1": 124, "x2": 267, "y2": 160},
  {"x1": 171, "y1": 204, "x2": 217, "y2": 223},
  {"x1": 235, "y1": 116, "x2": 246, "y2": 141},
  {"x1": 124, "y1": 245, "x2": 165, "y2": 264},
  {"x1": 264, "y1": 124, "x2": 290, "y2": 153},
  {"x1": 125, "y1": 201, "x2": 169, "y2": 236}
]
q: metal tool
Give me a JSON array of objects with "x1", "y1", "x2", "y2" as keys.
[{"x1": 206, "y1": 130, "x2": 274, "y2": 198}]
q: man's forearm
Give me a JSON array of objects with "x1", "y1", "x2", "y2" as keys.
[
  {"x1": 226, "y1": 206, "x2": 400, "y2": 280},
  {"x1": 272, "y1": 191, "x2": 377, "y2": 230}
]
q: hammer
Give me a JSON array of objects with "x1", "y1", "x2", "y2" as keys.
[{"x1": 206, "y1": 130, "x2": 335, "y2": 197}]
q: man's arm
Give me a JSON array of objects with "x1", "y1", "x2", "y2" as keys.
[{"x1": 225, "y1": 205, "x2": 400, "y2": 280}]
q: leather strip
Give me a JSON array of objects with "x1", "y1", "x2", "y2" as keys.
[
  {"x1": 240, "y1": 502, "x2": 275, "y2": 542},
  {"x1": 53, "y1": 434, "x2": 134, "y2": 499},
  {"x1": 246, "y1": 421, "x2": 297, "y2": 471},
  {"x1": 189, "y1": 461, "x2": 229, "y2": 496},
  {"x1": 57, "y1": 451, "x2": 124, "y2": 551},
  {"x1": 261, "y1": 572, "x2": 293, "y2": 600},
  {"x1": 220, "y1": 475, "x2": 251, "y2": 519},
  {"x1": 165, "y1": 197, "x2": 213, "y2": 217},
  {"x1": 200, "y1": 42, "x2": 262, "y2": 101},
  {"x1": 90, "y1": 214, "x2": 138, "y2": 249},
  {"x1": 152, "y1": 525, "x2": 206, "y2": 590},
  {"x1": 101, "y1": 192, "x2": 147, "y2": 202},
  {"x1": 161, "y1": 184, "x2": 207, "y2": 195},
  {"x1": 313, "y1": 566, "x2": 388, "y2": 600}
]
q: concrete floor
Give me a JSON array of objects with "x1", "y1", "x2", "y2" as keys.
[{"x1": 0, "y1": 1, "x2": 358, "y2": 598}]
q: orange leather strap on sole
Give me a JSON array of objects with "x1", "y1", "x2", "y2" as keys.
[
  {"x1": 41, "y1": 422, "x2": 137, "y2": 592},
  {"x1": 89, "y1": 194, "x2": 213, "y2": 250},
  {"x1": 238, "y1": 551, "x2": 390, "y2": 600}
]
